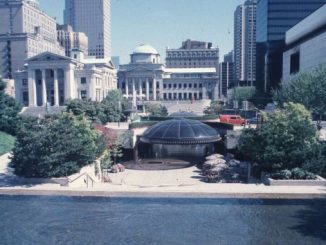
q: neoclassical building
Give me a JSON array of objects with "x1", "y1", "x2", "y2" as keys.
[
  {"x1": 118, "y1": 44, "x2": 219, "y2": 103},
  {"x1": 15, "y1": 49, "x2": 117, "y2": 106},
  {"x1": 118, "y1": 44, "x2": 165, "y2": 104}
]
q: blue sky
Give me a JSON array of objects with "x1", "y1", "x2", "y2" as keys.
[{"x1": 39, "y1": 0, "x2": 244, "y2": 63}]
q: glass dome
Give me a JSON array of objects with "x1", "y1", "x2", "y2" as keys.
[{"x1": 141, "y1": 118, "x2": 220, "y2": 145}]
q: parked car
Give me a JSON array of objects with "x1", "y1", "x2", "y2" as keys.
[{"x1": 219, "y1": 115, "x2": 246, "y2": 126}]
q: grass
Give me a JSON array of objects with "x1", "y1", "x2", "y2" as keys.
[{"x1": 0, "y1": 131, "x2": 15, "y2": 156}]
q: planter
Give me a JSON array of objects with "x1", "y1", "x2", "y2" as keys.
[{"x1": 262, "y1": 175, "x2": 326, "y2": 186}]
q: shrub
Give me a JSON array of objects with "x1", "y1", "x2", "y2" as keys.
[
  {"x1": 238, "y1": 103, "x2": 318, "y2": 173},
  {"x1": 270, "y1": 168, "x2": 317, "y2": 180},
  {"x1": 11, "y1": 114, "x2": 104, "y2": 178},
  {"x1": 0, "y1": 79, "x2": 22, "y2": 135}
]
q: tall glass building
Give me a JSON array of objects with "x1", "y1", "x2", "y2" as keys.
[
  {"x1": 256, "y1": 0, "x2": 326, "y2": 92},
  {"x1": 64, "y1": 0, "x2": 111, "y2": 59}
]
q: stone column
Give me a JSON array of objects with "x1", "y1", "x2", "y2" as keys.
[
  {"x1": 125, "y1": 78, "x2": 129, "y2": 98},
  {"x1": 132, "y1": 78, "x2": 136, "y2": 107},
  {"x1": 139, "y1": 78, "x2": 143, "y2": 100},
  {"x1": 53, "y1": 69, "x2": 59, "y2": 106},
  {"x1": 146, "y1": 78, "x2": 149, "y2": 101},
  {"x1": 202, "y1": 83, "x2": 207, "y2": 100},
  {"x1": 64, "y1": 68, "x2": 73, "y2": 101},
  {"x1": 28, "y1": 69, "x2": 37, "y2": 107},
  {"x1": 153, "y1": 77, "x2": 157, "y2": 101},
  {"x1": 41, "y1": 69, "x2": 47, "y2": 106}
]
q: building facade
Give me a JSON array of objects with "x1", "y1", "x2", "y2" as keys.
[
  {"x1": 256, "y1": 0, "x2": 326, "y2": 92},
  {"x1": 118, "y1": 44, "x2": 219, "y2": 104},
  {"x1": 64, "y1": 0, "x2": 111, "y2": 59},
  {"x1": 57, "y1": 24, "x2": 88, "y2": 57},
  {"x1": 14, "y1": 50, "x2": 117, "y2": 107},
  {"x1": 166, "y1": 39, "x2": 219, "y2": 69},
  {"x1": 219, "y1": 51, "x2": 234, "y2": 99},
  {"x1": 234, "y1": 0, "x2": 257, "y2": 86},
  {"x1": 118, "y1": 44, "x2": 165, "y2": 105},
  {"x1": 0, "y1": 0, "x2": 65, "y2": 79},
  {"x1": 283, "y1": 5, "x2": 326, "y2": 82}
]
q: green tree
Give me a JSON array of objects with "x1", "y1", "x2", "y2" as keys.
[
  {"x1": 231, "y1": 86, "x2": 256, "y2": 105},
  {"x1": 238, "y1": 103, "x2": 318, "y2": 173},
  {"x1": 204, "y1": 101, "x2": 224, "y2": 115},
  {"x1": 11, "y1": 113, "x2": 105, "y2": 178},
  {"x1": 273, "y1": 65, "x2": 326, "y2": 123},
  {"x1": 66, "y1": 90, "x2": 125, "y2": 124},
  {"x1": 0, "y1": 78, "x2": 22, "y2": 135},
  {"x1": 145, "y1": 103, "x2": 168, "y2": 117}
]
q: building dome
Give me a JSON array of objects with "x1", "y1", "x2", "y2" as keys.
[
  {"x1": 141, "y1": 118, "x2": 220, "y2": 145},
  {"x1": 133, "y1": 44, "x2": 159, "y2": 55}
]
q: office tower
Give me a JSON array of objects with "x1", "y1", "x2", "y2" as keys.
[
  {"x1": 64, "y1": 0, "x2": 111, "y2": 59},
  {"x1": 0, "y1": 0, "x2": 65, "y2": 78},
  {"x1": 219, "y1": 51, "x2": 234, "y2": 98},
  {"x1": 256, "y1": 0, "x2": 326, "y2": 92},
  {"x1": 234, "y1": 0, "x2": 257, "y2": 86},
  {"x1": 57, "y1": 24, "x2": 88, "y2": 57}
]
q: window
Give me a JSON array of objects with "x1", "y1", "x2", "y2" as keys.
[
  {"x1": 178, "y1": 84, "x2": 182, "y2": 89},
  {"x1": 290, "y1": 52, "x2": 300, "y2": 75},
  {"x1": 81, "y1": 90, "x2": 87, "y2": 99},
  {"x1": 81, "y1": 77, "x2": 87, "y2": 84},
  {"x1": 184, "y1": 83, "x2": 187, "y2": 88},
  {"x1": 173, "y1": 84, "x2": 177, "y2": 89},
  {"x1": 189, "y1": 83, "x2": 192, "y2": 88},
  {"x1": 194, "y1": 83, "x2": 197, "y2": 88},
  {"x1": 22, "y1": 79, "x2": 28, "y2": 86},
  {"x1": 163, "y1": 84, "x2": 167, "y2": 89}
]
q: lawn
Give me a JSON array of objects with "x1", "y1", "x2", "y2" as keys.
[{"x1": 0, "y1": 131, "x2": 15, "y2": 156}]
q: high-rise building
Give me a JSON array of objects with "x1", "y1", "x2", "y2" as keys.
[
  {"x1": 234, "y1": 0, "x2": 257, "y2": 87},
  {"x1": 64, "y1": 0, "x2": 111, "y2": 59},
  {"x1": 219, "y1": 51, "x2": 234, "y2": 98},
  {"x1": 166, "y1": 39, "x2": 219, "y2": 69},
  {"x1": 256, "y1": 0, "x2": 326, "y2": 92},
  {"x1": 57, "y1": 24, "x2": 88, "y2": 57},
  {"x1": 0, "y1": 0, "x2": 65, "y2": 78}
]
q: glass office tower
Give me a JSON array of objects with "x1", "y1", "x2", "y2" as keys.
[{"x1": 256, "y1": 0, "x2": 326, "y2": 92}]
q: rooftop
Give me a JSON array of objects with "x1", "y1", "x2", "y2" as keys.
[
  {"x1": 141, "y1": 118, "x2": 221, "y2": 145},
  {"x1": 133, "y1": 44, "x2": 159, "y2": 55}
]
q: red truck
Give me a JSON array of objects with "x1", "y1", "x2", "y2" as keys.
[{"x1": 219, "y1": 115, "x2": 246, "y2": 126}]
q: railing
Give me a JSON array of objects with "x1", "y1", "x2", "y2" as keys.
[{"x1": 67, "y1": 172, "x2": 96, "y2": 188}]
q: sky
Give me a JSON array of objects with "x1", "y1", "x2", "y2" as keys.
[{"x1": 39, "y1": 0, "x2": 244, "y2": 63}]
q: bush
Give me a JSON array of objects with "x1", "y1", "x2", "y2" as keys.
[
  {"x1": 0, "y1": 131, "x2": 15, "y2": 155},
  {"x1": 0, "y1": 79, "x2": 22, "y2": 135},
  {"x1": 270, "y1": 168, "x2": 317, "y2": 180},
  {"x1": 145, "y1": 103, "x2": 168, "y2": 117},
  {"x1": 11, "y1": 114, "x2": 105, "y2": 178},
  {"x1": 238, "y1": 103, "x2": 318, "y2": 173}
]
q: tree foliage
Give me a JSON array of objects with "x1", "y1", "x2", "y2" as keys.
[
  {"x1": 238, "y1": 103, "x2": 318, "y2": 173},
  {"x1": 204, "y1": 101, "x2": 224, "y2": 115},
  {"x1": 273, "y1": 65, "x2": 326, "y2": 119},
  {"x1": 231, "y1": 86, "x2": 256, "y2": 104},
  {"x1": 66, "y1": 89, "x2": 125, "y2": 124},
  {"x1": 0, "y1": 79, "x2": 22, "y2": 135},
  {"x1": 11, "y1": 113, "x2": 105, "y2": 178},
  {"x1": 145, "y1": 103, "x2": 168, "y2": 117}
]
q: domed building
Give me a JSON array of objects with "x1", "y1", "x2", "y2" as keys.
[
  {"x1": 139, "y1": 118, "x2": 221, "y2": 161},
  {"x1": 118, "y1": 44, "x2": 165, "y2": 104}
]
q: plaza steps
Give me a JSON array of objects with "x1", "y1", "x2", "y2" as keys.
[{"x1": 162, "y1": 100, "x2": 211, "y2": 116}]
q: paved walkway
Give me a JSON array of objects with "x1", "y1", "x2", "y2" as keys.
[{"x1": 0, "y1": 153, "x2": 325, "y2": 198}]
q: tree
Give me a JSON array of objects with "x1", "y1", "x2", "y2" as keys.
[
  {"x1": 11, "y1": 113, "x2": 105, "y2": 178},
  {"x1": 65, "y1": 90, "x2": 125, "y2": 124},
  {"x1": 231, "y1": 86, "x2": 256, "y2": 105},
  {"x1": 273, "y1": 65, "x2": 326, "y2": 123},
  {"x1": 238, "y1": 103, "x2": 318, "y2": 173},
  {"x1": 145, "y1": 103, "x2": 168, "y2": 117},
  {"x1": 0, "y1": 78, "x2": 22, "y2": 135},
  {"x1": 204, "y1": 101, "x2": 224, "y2": 115}
]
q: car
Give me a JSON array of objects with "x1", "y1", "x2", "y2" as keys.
[
  {"x1": 219, "y1": 115, "x2": 246, "y2": 126},
  {"x1": 247, "y1": 117, "x2": 259, "y2": 124}
]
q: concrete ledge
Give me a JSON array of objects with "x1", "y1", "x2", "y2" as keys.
[
  {"x1": 0, "y1": 188, "x2": 326, "y2": 199},
  {"x1": 263, "y1": 176, "x2": 326, "y2": 186}
]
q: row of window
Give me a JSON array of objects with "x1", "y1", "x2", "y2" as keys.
[
  {"x1": 163, "y1": 92, "x2": 203, "y2": 100},
  {"x1": 163, "y1": 83, "x2": 203, "y2": 89}
]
